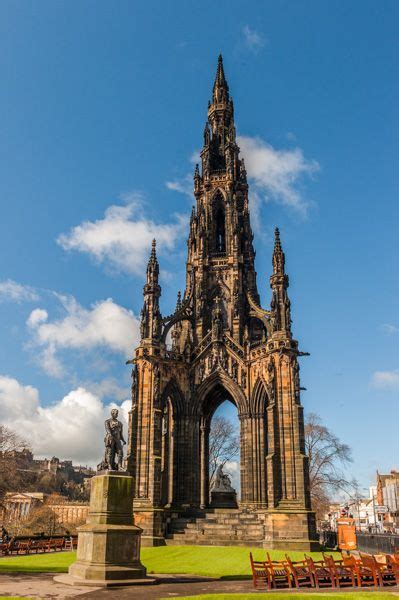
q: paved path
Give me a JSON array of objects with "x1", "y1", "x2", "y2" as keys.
[
  {"x1": 0, "y1": 572, "x2": 98, "y2": 598},
  {"x1": 0, "y1": 573, "x2": 399, "y2": 599}
]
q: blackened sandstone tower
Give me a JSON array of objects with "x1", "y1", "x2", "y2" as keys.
[{"x1": 127, "y1": 56, "x2": 317, "y2": 549}]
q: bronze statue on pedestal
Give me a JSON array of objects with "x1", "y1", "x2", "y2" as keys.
[{"x1": 97, "y1": 408, "x2": 126, "y2": 472}]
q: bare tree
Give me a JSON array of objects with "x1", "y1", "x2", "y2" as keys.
[
  {"x1": 0, "y1": 424, "x2": 28, "y2": 454},
  {"x1": 19, "y1": 496, "x2": 67, "y2": 537},
  {"x1": 305, "y1": 412, "x2": 354, "y2": 517},
  {"x1": 0, "y1": 425, "x2": 31, "y2": 503},
  {"x1": 209, "y1": 415, "x2": 240, "y2": 488}
]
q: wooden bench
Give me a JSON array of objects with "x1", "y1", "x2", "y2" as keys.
[
  {"x1": 49, "y1": 538, "x2": 65, "y2": 551},
  {"x1": 249, "y1": 552, "x2": 271, "y2": 589},
  {"x1": 0, "y1": 541, "x2": 12, "y2": 556},
  {"x1": 285, "y1": 555, "x2": 313, "y2": 588},
  {"x1": 360, "y1": 553, "x2": 396, "y2": 587},
  {"x1": 323, "y1": 553, "x2": 355, "y2": 588},
  {"x1": 265, "y1": 552, "x2": 292, "y2": 589},
  {"x1": 342, "y1": 553, "x2": 377, "y2": 587},
  {"x1": 305, "y1": 555, "x2": 335, "y2": 589}
]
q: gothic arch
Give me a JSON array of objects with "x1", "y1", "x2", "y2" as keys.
[
  {"x1": 208, "y1": 278, "x2": 230, "y2": 302},
  {"x1": 251, "y1": 377, "x2": 269, "y2": 416},
  {"x1": 193, "y1": 369, "x2": 249, "y2": 418},
  {"x1": 161, "y1": 315, "x2": 193, "y2": 345},
  {"x1": 211, "y1": 190, "x2": 227, "y2": 254},
  {"x1": 161, "y1": 378, "x2": 185, "y2": 415},
  {"x1": 211, "y1": 188, "x2": 228, "y2": 204}
]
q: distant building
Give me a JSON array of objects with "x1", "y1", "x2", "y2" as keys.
[
  {"x1": 377, "y1": 470, "x2": 399, "y2": 530},
  {"x1": 0, "y1": 448, "x2": 95, "y2": 486},
  {"x1": 1, "y1": 492, "x2": 46, "y2": 522},
  {"x1": 1, "y1": 492, "x2": 88, "y2": 528},
  {"x1": 323, "y1": 488, "x2": 384, "y2": 533}
]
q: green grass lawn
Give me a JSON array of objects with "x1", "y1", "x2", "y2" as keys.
[{"x1": 0, "y1": 546, "x2": 336, "y2": 577}]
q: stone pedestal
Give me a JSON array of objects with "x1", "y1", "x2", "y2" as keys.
[
  {"x1": 55, "y1": 472, "x2": 155, "y2": 587},
  {"x1": 262, "y1": 508, "x2": 319, "y2": 551},
  {"x1": 210, "y1": 490, "x2": 238, "y2": 508}
]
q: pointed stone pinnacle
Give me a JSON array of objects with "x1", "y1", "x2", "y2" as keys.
[
  {"x1": 176, "y1": 290, "x2": 182, "y2": 309},
  {"x1": 212, "y1": 53, "x2": 229, "y2": 101},
  {"x1": 148, "y1": 238, "x2": 158, "y2": 268},
  {"x1": 274, "y1": 228, "x2": 282, "y2": 251}
]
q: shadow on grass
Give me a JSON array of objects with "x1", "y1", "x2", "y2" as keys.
[
  {"x1": 220, "y1": 575, "x2": 252, "y2": 581},
  {"x1": 0, "y1": 567, "x2": 68, "y2": 573}
]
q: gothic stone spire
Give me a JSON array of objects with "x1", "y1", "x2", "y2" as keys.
[
  {"x1": 140, "y1": 239, "x2": 161, "y2": 342},
  {"x1": 270, "y1": 228, "x2": 291, "y2": 335},
  {"x1": 212, "y1": 54, "x2": 229, "y2": 104}
]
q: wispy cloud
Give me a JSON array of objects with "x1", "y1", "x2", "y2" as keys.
[
  {"x1": 0, "y1": 279, "x2": 38, "y2": 303},
  {"x1": 371, "y1": 369, "x2": 399, "y2": 389},
  {"x1": 166, "y1": 174, "x2": 193, "y2": 199},
  {"x1": 26, "y1": 294, "x2": 139, "y2": 378},
  {"x1": 57, "y1": 192, "x2": 186, "y2": 275},
  {"x1": 379, "y1": 323, "x2": 399, "y2": 335},
  {"x1": 243, "y1": 25, "x2": 265, "y2": 54},
  {"x1": 238, "y1": 135, "x2": 319, "y2": 215},
  {"x1": 165, "y1": 134, "x2": 319, "y2": 230}
]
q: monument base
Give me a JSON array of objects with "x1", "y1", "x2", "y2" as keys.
[
  {"x1": 58, "y1": 471, "x2": 154, "y2": 587},
  {"x1": 210, "y1": 490, "x2": 238, "y2": 508},
  {"x1": 262, "y1": 508, "x2": 319, "y2": 551},
  {"x1": 54, "y1": 574, "x2": 156, "y2": 588}
]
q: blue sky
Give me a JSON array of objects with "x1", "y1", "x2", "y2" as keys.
[{"x1": 0, "y1": 1, "x2": 397, "y2": 491}]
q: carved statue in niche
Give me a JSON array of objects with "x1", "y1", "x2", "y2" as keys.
[
  {"x1": 131, "y1": 364, "x2": 138, "y2": 403},
  {"x1": 184, "y1": 328, "x2": 192, "y2": 358},
  {"x1": 233, "y1": 279, "x2": 239, "y2": 318},
  {"x1": 153, "y1": 366, "x2": 160, "y2": 398},
  {"x1": 220, "y1": 347, "x2": 228, "y2": 371},
  {"x1": 231, "y1": 360, "x2": 238, "y2": 382},
  {"x1": 270, "y1": 291, "x2": 280, "y2": 331},
  {"x1": 198, "y1": 360, "x2": 205, "y2": 383},
  {"x1": 140, "y1": 307, "x2": 146, "y2": 339},
  {"x1": 226, "y1": 149, "x2": 232, "y2": 174},
  {"x1": 241, "y1": 369, "x2": 246, "y2": 390},
  {"x1": 266, "y1": 359, "x2": 276, "y2": 403},
  {"x1": 293, "y1": 360, "x2": 300, "y2": 399},
  {"x1": 284, "y1": 290, "x2": 292, "y2": 327},
  {"x1": 212, "y1": 296, "x2": 223, "y2": 341},
  {"x1": 161, "y1": 405, "x2": 168, "y2": 436},
  {"x1": 171, "y1": 325, "x2": 179, "y2": 352},
  {"x1": 210, "y1": 347, "x2": 219, "y2": 371}
]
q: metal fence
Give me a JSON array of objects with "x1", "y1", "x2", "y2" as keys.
[{"x1": 356, "y1": 533, "x2": 399, "y2": 554}]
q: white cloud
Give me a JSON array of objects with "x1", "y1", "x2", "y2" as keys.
[
  {"x1": 0, "y1": 375, "x2": 130, "y2": 464},
  {"x1": 238, "y1": 135, "x2": 319, "y2": 215},
  {"x1": 371, "y1": 369, "x2": 399, "y2": 389},
  {"x1": 243, "y1": 25, "x2": 265, "y2": 53},
  {"x1": 27, "y1": 308, "x2": 48, "y2": 328},
  {"x1": 224, "y1": 460, "x2": 240, "y2": 494},
  {"x1": 83, "y1": 378, "x2": 130, "y2": 403},
  {"x1": 379, "y1": 323, "x2": 399, "y2": 335},
  {"x1": 57, "y1": 194, "x2": 185, "y2": 275},
  {"x1": 27, "y1": 295, "x2": 140, "y2": 377},
  {"x1": 166, "y1": 175, "x2": 194, "y2": 199},
  {"x1": 190, "y1": 150, "x2": 201, "y2": 164},
  {"x1": 0, "y1": 280, "x2": 38, "y2": 303},
  {"x1": 171, "y1": 136, "x2": 319, "y2": 218}
]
